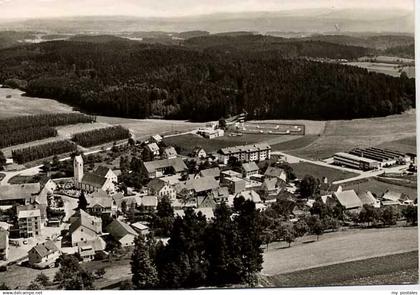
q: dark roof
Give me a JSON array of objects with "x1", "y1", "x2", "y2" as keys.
[
  {"x1": 143, "y1": 158, "x2": 187, "y2": 174},
  {"x1": 106, "y1": 219, "x2": 137, "y2": 241},
  {"x1": 147, "y1": 178, "x2": 167, "y2": 193},
  {"x1": 242, "y1": 162, "x2": 259, "y2": 172},
  {"x1": 81, "y1": 173, "x2": 107, "y2": 187},
  {"x1": 69, "y1": 209, "x2": 102, "y2": 234},
  {"x1": 0, "y1": 183, "x2": 40, "y2": 201},
  {"x1": 264, "y1": 166, "x2": 286, "y2": 178},
  {"x1": 30, "y1": 240, "x2": 59, "y2": 258},
  {"x1": 94, "y1": 166, "x2": 111, "y2": 177},
  {"x1": 219, "y1": 143, "x2": 271, "y2": 155}
]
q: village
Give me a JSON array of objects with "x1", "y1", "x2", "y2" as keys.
[{"x1": 0, "y1": 113, "x2": 417, "y2": 288}]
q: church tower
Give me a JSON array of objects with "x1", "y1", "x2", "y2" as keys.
[{"x1": 74, "y1": 155, "x2": 84, "y2": 185}]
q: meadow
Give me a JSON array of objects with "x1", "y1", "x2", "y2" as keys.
[{"x1": 289, "y1": 162, "x2": 359, "y2": 182}]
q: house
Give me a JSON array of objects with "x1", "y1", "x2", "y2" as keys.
[
  {"x1": 224, "y1": 177, "x2": 246, "y2": 194},
  {"x1": 69, "y1": 210, "x2": 105, "y2": 250},
  {"x1": 209, "y1": 187, "x2": 229, "y2": 204},
  {"x1": 106, "y1": 219, "x2": 138, "y2": 247},
  {"x1": 142, "y1": 158, "x2": 188, "y2": 179},
  {"x1": 0, "y1": 183, "x2": 40, "y2": 206},
  {"x1": 28, "y1": 240, "x2": 60, "y2": 269},
  {"x1": 358, "y1": 191, "x2": 381, "y2": 208},
  {"x1": 176, "y1": 176, "x2": 219, "y2": 197},
  {"x1": 332, "y1": 190, "x2": 363, "y2": 211},
  {"x1": 86, "y1": 191, "x2": 117, "y2": 217},
  {"x1": 241, "y1": 162, "x2": 259, "y2": 178},
  {"x1": 147, "y1": 178, "x2": 176, "y2": 199},
  {"x1": 218, "y1": 143, "x2": 271, "y2": 164},
  {"x1": 382, "y1": 190, "x2": 411, "y2": 205},
  {"x1": 131, "y1": 222, "x2": 149, "y2": 235},
  {"x1": 261, "y1": 178, "x2": 280, "y2": 198},
  {"x1": 149, "y1": 134, "x2": 163, "y2": 143},
  {"x1": 162, "y1": 147, "x2": 178, "y2": 159},
  {"x1": 191, "y1": 147, "x2": 207, "y2": 159},
  {"x1": 78, "y1": 245, "x2": 95, "y2": 262},
  {"x1": 264, "y1": 166, "x2": 287, "y2": 182},
  {"x1": 143, "y1": 143, "x2": 160, "y2": 160},
  {"x1": 17, "y1": 206, "x2": 42, "y2": 238},
  {"x1": 198, "y1": 167, "x2": 221, "y2": 180},
  {"x1": 18, "y1": 204, "x2": 47, "y2": 223},
  {"x1": 0, "y1": 228, "x2": 8, "y2": 261},
  {"x1": 234, "y1": 190, "x2": 262, "y2": 204},
  {"x1": 138, "y1": 196, "x2": 158, "y2": 210},
  {"x1": 74, "y1": 156, "x2": 118, "y2": 193}
]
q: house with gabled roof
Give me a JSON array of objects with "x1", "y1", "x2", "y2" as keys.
[
  {"x1": 234, "y1": 190, "x2": 262, "y2": 204},
  {"x1": 143, "y1": 142, "x2": 161, "y2": 160},
  {"x1": 69, "y1": 210, "x2": 105, "y2": 251},
  {"x1": 141, "y1": 158, "x2": 188, "y2": 179},
  {"x1": 241, "y1": 162, "x2": 259, "y2": 178},
  {"x1": 147, "y1": 178, "x2": 176, "y2": 199},
  {"x1": 0, "y1": 183, "x2": 40, "y2": 206},
  {"x1": 162, "y1": 146, "x2": 178, "y2": 159},
  {"x1": 176, "y1": 176, "x2": 219, "y2": 198},
  {"x1": 149, "y1": 134, "x2": 163, "y2": 143},
  {"x1": 86, "y1": 191, "x2": 117, "y2": 216},
  {"x1": 198, "y1": 167, "x2": 221, "y2": 179},
  {"x1": 106, "y1": 219, "x2": 138, "y2": 247},
  {"x1": 28, "y1": 240, "x2": 60, "y2": 269},
  {"x1": 264, "y1": 166, "x2": 287, "y2": 182},
  {"x1": 332, "y1": 190, "x2": 363, "y2": 211},
  {"x1": 358, "y1": 191, "x2": 380, "y2": 208},
  {"x1": 191, "y1": 147, "x2": 207, "y2": 159}
]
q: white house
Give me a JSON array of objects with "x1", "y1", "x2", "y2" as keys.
[
  {"x1": 28, "y1": 240, "x2": 61, "y2": 269},
  {"x1": 69, "y1": 210, "x2": 105, "y2": 250}
]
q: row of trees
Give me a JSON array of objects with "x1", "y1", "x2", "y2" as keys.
[
  {"x1": 72, "y1": 126, "x2": 130, "y2": 147},
  {"x1": 131, "y1": 198, "x2": 263, "y2": 289},
  {"x1": 12, "y1": 140, "x2": 77, "y2": 164},
  {"x1": 0, "y1": 39, "x2": 414, "y2": 122},
  {"x1": 0, "y1": 113, "x2": 95, "y2": 148}
]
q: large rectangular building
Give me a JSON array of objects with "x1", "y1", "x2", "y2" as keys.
[
  {"x1": 334, "y1": 152, "x2": 379, "y2": 171},
  {"x1": 218, "y1": 143, "x2": 271, "y2": 164}
]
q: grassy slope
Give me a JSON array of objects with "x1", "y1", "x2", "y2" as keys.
[
  {"x1": 290, "y1": 162, "x2": 359, "y2": 182},
  {"x1": 265, "y1": 251, "x2": 418, "y2": 287}
]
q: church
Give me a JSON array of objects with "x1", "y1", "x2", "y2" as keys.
[{"x1": 73, "y1": 155, "x2": 118, "y2": 193}]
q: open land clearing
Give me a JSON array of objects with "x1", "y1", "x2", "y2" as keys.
[
  {"x1": 345, "y1": 62, "x2": 415, "y2": 78},
  {"x1": 265, "y1": 250, "x2": 418, "y2": 287},
  {"x1": 289, "y1": 162, "x2": 359, "y2": 182},
  {"x1": 262, "y1": 226, "x2": 418, "y2": 276}
]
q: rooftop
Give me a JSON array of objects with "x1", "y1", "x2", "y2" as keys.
[{"x1": 219, "y1": 143, "x2": 271, "y2": 155}]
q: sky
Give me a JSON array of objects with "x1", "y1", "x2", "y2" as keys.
[{"x1": 0, "y1": 0, "x2": 414, "y2": 20}]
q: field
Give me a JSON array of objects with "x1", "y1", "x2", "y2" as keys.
[
  {"x1": 290, "y1": 162, "x2": 359, "y2": 182},
  {"x1": 265, "y1": 251, "x2": 418, "y2": 287},
  {"x1": 0, "y1": 87, "x2": 75, "y2": 119},
  {"x1": 237, "y1": 122, "x2": 304, "y2": 135},
  {"x1": 56, "y1": 122, "x2": 111, "y2": 139},
  {"x1": 262, "y1": 226, "x2": 418, "y2": 276},
  {"x1": 285, "y1": 110, "x2": 416, "y2": 160},
  {"x1": 340, "y1": 177, "x2": 417, "y2": 199},
  {"x1": 376, "y1": 136, "x2": 417, "y2": 154},
  {"x1": 345, "y1": 62, "x2": 415, "y2": 78}
]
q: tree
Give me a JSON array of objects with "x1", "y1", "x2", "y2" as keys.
[
  {"x1": 234, "y1": 199, "x2": 263, "y2": 286},
  {"x1": 0, "y1": 150, "x2": 6, "y2": 170},
  {"x1": 381, "y1": 206, "x2": 399, "y2": 226},
  {"x1": 131, "y1": 234, "x2": 158, "y2": 289},
  {"x1": 77, "y1": 191, "x2": 88, "y2": 211},
  {"x1": 401, "y1": 206, "x2": 417, "y2": 225},
  {"x1": 95, "y1": 268, "x2": 106, "y2": 278},
  {"x1": 121, "y1": 200, "x2": 127, "y2": 214},
  {"x1": 293, "y1": 219, "x2": 309, "y2": 237},
  {"x1": 307, "y1": 215, "x2": 324, "y2": 240},
  {"x1": 277, "y1": 222, "x2": 296, "y2": 247},
  {"x1": 35, "y1": 272, "x2": 50, "y2": 286},
  {"x1": 299, "y1": 175, "x2": 319, "y2": 200},
  {"x1": 54, "y1": 254, "x2": 94, "y2": 290},
  {"x1": 120, "y1": 280, "x2": 133, "y2": 290},
  {"x1": 358, "y1": 204, "x2": 380, "y2": 226},
  {"x1": 152, "y1": 195, "x2": 175, "y2": 236},
  {"x1": 322, "y1": 215, "x2": 339, "y2": 231},
  {"x1": 27, "y1": 281, "x2": 43, "y2": 290},
  {"x1": 0, "y1": 283, "x2": 10, "y2": 290}
]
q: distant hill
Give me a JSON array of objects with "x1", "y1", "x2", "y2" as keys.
[
  {"x1": 0, "y1": 9, "x2": 413, "y2": 34},
  {"x1": 68, "y1": 34, "x2": 131, "y2": 43}
]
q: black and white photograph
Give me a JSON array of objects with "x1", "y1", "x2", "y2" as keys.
[{"x1": 0, "y1": 0, "x2": 417, "y2": 292}]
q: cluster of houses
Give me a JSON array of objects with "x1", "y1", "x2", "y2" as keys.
[{"x1": 0, "y1": 133, "x2": 416, "y2": 270}]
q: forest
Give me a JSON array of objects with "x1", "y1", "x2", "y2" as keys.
[
  {"x1": 0, "y1": 113, "x2": 95, "y2": 149},
  {"x1": 0, "y1": 36, "x2": 415, "y2": 122},
  {"x1": 72, "y1": 126, "x2": 130, "y2": 147},
  {"x1": 12, "y1": 140, "x2": 77, "y2": 164}
]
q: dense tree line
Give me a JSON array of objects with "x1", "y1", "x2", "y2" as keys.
[
  {"x1": 0, "y1": 113, "x2": 95, "y2": 148},
  {"x1": 0, "y1": 38, "x2": 415, "y2": 122},
  {"x1": 72, "y1": 126, "x2": 130, "y2": 147},
  {"x1": 12, "y1": 140, "x2": 77, "y2": 164},
  {"x1": 131, "y1": 198, "x2": 263, "y2": 289}
]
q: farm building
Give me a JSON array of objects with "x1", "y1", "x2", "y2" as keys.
[
  {"x1": 0, "y1": 183, "x2": 40, "y2": 206},
  {"x1": 106, "y1": 219, "x2": 138, "y2": 247},
  {"x1": 332, "y1": 190, "x2": 363, "y2": 211},
  {"x1": 358, "y1": 191, "x2": 381, "y2": 208},
  {"x1": 349, "y1": 147, "x2": 409, "y2": 167},
  {"x1": 141, "y1": 158, "x2": 188, "y2": 179},
  {"x1": 333, "y1": 152, "x2": 380, "y2": 171}
]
